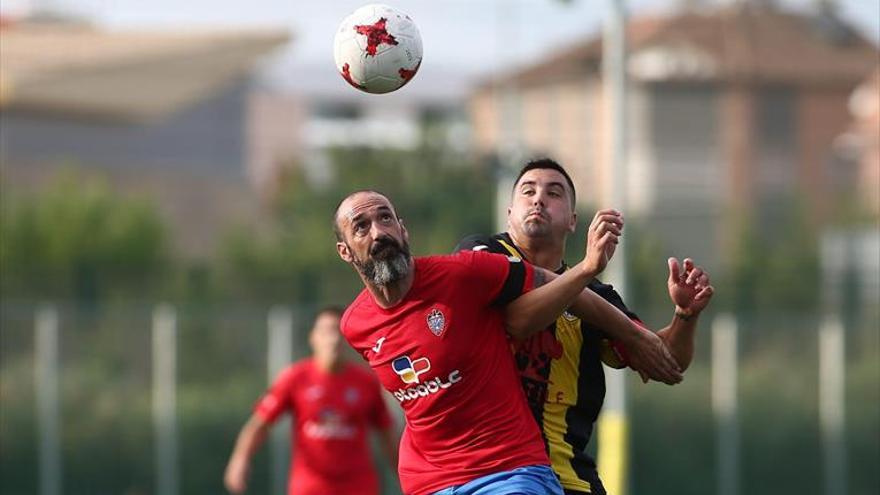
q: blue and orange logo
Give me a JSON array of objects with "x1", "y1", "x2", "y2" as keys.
[{"x1": 392, "y1": 356, "x2": 431, "y2": 384}]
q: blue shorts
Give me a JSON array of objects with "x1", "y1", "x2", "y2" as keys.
[{"x1": 431, "y1": 464, "x2": 563, "y2": 495}]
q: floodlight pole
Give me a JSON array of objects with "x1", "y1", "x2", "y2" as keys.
[{"x1": 598, "y1": 2, "x2": 630, "y2": 495}]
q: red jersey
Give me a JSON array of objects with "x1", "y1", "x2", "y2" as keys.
[
  {"x1": 341, "y1": 251, "x2": 550, "y2": 495},
  {"x1": 254, "y1": 358, "x2": 391, "y2": 495}
]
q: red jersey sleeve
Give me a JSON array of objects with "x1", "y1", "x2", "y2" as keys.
[
  {"x1": 253, "y1": 366, "x2": 296, "y2": 424},
  {"x1": 459, "y1": 250, "x2": 534, "y2": 307}
]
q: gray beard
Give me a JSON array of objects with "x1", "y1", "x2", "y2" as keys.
[{"x1": 361, "y1": 253, "x2": 411, "y2": 286}]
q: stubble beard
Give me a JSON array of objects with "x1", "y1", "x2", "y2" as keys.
[{"x1": 521, "y1": 216, "x2": 552, "y2": 238}]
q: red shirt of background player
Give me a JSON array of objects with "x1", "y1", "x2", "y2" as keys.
[{"x1": 254, "y1": 359, "x2": 391, "y2": 495}]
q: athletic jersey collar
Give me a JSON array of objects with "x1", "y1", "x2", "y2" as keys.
[{"x1": 498, "y1": 232, "x2": 567, "y2": 275}]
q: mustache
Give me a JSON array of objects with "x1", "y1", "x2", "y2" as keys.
[
  {"x1": 525, "y1": 209, "x2": 547, "y2": 219},
  {"x1": 370, "y1": 236, "x2": 402, "y2": 256}
]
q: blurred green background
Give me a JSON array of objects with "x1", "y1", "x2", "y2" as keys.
[{"x1": 1, "y1": 0, "x2": 879, "y2": 494}]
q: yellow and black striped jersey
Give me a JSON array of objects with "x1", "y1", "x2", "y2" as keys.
[{"x1": 455, "y1": 232, "x2": 640, "y2": 495}]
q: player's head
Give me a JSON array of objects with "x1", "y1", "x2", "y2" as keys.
[
  {"x1": 334, "y1": 190, "x2": 412, "y2": 286},
  {"x1": 309, "y1": 305, "x2": 344, "y2": 363},
  {"x1": 508, "y1": 158, "x2": 578, "y2": 241}
]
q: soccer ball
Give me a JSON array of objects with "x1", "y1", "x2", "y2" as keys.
[{"x1": 333, "y1": 4, "x2": 423, "y2": 94}]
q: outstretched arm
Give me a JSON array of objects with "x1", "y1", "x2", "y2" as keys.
[
  {"x1": 504, "y1": 210, "x2": 623, "y2": 340},
  {"x1": 504, "y1": 262, "x2": 591, "y2": 340},
  {"x1": 503, "y1": 208, "x2": 683, "y2": 384},
  {"x1": 531, "y1": 267, "x2": 683, "y2": 385},
  {"x1": 224, "y1": 415, "x2": 271, "y2": 494},
  {"x1": 656, "y1": 257, "x2": 714, "y2": 371}
]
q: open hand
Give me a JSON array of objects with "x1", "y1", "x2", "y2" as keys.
[
  {"x1": 224, "y1": 457, "x2": 250, "y2": 494},
  {"x1": 667, "y1": 257, "x2": 714, "y2": 316}
]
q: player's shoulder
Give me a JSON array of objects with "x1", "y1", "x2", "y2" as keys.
[
  {"x1": 420, "y1": 251, "x2": 476, "y2": 269},
  {"x1": 421, "y1": 250, "x2": 513, "y2": 274},
  {"x1": 340, "y1": 290, "x2": 373, "y2": 333},
  {"x1": 273, "y1": 360, "x2": 307, "y2": 385},
  {"x1": 588, "y1": 278, "x2": 619, "y2": 299},
  {"x1": 587, "y1": 278, "x2": 639, "y2": 321},
  {"x1": 454, "y1": 232, "x2": 508, "y2": 254}
]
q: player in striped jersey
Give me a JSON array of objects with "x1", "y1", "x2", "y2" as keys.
[{"x1": 456, "y1": 158, "x2": 714, "y2": 495}]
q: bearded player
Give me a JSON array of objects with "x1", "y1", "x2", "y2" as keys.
[{"x1": 333, "y1": 190, "x2": 675, "y2": 495}]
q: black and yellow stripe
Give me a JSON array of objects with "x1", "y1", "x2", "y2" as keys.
[{"x1": 454, "y1": 233, "x2": 640, "y2": 495}]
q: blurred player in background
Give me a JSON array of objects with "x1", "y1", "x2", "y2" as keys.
[
  {"x1": 223, "y1": 306, "x2": 397, "y2": 495},
  {"x1": 333, "y1": 190, "x2": 664, "y2": 495},
  {"x1": 456, "y1": 158, "x2": 715, "y2": 495}
]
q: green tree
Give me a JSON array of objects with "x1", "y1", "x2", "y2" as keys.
[
  {"x1": 217, "y1": 146, "x2": 497, "y2": 305},
  {"x1": 724, "y1": 200, "x2": 820, "y2": 314},
  {"x1": 0, "y1": 172, "x2": 168, "y2": 303}
]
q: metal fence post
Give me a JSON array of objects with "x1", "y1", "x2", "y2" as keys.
[
  {"x1": 712, "y1": 313, "x2": 739, "y2": 495},
  {"x1": 35, "y1": 305, "x2": 61, "y2": 495},
  {"x1": 819, "y1": 315, "x2": 846, "y2": 495},
  {"x1": 152, "y1": 304, "x2": 178, "y2": 495},
  {"x1": 267, "y1": 306, "x2": 294, "y2": 495}
]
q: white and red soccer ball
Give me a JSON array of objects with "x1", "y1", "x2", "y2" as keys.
[{"x1": 333, "y1": 4, "x2": 423, "y2": 94}]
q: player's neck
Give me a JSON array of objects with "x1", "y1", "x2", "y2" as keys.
[
  {"x1": 363, "y1": 258, "x2": 416, "y2": 308},
  {"x1": 314, "y1": 356, "x2": 343, "y2": 373},
  {"x1": 507, "y1": 231, "x2": 565, "y2": 272}
]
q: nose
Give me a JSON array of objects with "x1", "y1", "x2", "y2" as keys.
[
  {"x1": 532, "y1": 190, "x2": 546, "y2": 207},
  {"x1": 370, "y1": 221, "x2": 388, "y2": 240}
]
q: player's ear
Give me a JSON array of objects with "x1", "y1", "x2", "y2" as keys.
[
  {"x1": 336, "y1": 241, "x2": 353, "y2": 263},
  {"x1": 568, "y1": 211, "x2": 577, "y2": 234},
  {"x1": 399, "y1": 218, "x2": 410, "y2": 242}
]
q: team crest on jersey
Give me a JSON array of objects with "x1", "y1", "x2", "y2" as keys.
[{"x1": 426, "y1": 308, "x2": 446, "y2": 336}]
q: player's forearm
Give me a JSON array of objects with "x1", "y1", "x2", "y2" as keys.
[
  {"x1": 230, "y1": 416, "x2": 270, "y2": 464},
  {"x1": 656, "y1": 312, "x2": 699, "y2": 371},
  {"x1": 568, "y1": 288, "x2": 646, "y2": 347},
  {"x1": 504, "y1": 263, "x2": 594, "y2": 340}
]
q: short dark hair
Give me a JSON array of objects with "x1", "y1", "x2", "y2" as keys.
[
  {"x1": 512, "y1": 158, "x2": 577, "y2": 208},
  {"x1": 315, "y1": 305, "x2": 345, "y2": 320}
]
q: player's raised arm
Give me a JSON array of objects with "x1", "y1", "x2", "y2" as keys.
[
  {"x1": 503, "y1": 209, "x2": 622, "y2": 340},
  {"x1": 504, "y1": 208, "x2": 683, "y2": 384},
  {"x1": 655, "y1": 257, "x2": 715, "y2": 371}
]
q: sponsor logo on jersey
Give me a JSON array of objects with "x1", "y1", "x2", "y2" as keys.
[
  {"x1": 393, "y1": 370, "x2": 462, "y2": 403},
  {"x1": 391, "y1": 355, "x2": 462, "y2": 402},
  {"x1": 392, "y1": 355, "x2": 431, "y2": 384},
  {"x1": 303, "y1": 408, "x2": 356, "y2": 440}
]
